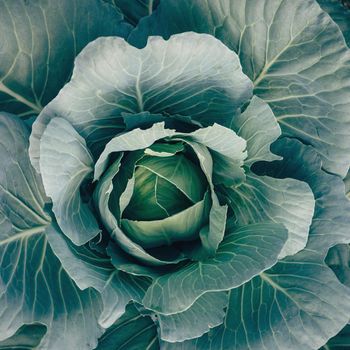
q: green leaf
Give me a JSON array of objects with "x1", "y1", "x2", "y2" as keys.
[
  {"x1": 98, "y1": 271, "x2": 150, "y2": 328},
  {"x1": 255, "y1": 138, "x2": 350, "y2": 255},
  {"x1": 142, "y1": 222, "x2": 287, "y2": 315},
  {"x1": 123, "y1": 168, "x2": 190, "y2": 221},
  {"x1": 0, "y1": 324, "x2": 46, "y2": 350},
  {"x1": 130, "y1": 0, "x2": 350, "y2": 177},
  {"x1": 158, "y1": 292, "x2": 228, "y2": 343},
  {"x1": 40, "y1": 117, "x2": 100, "y2": 245},
  {"x1": 225, "y1": 99, "x2": 311, "y2": 257},
  {"x1": 231, "y1": 96, "x2": 281, "y2": 166},
  {"x1": 317, "y1": 0, "x2": 350, "y2": 46},
  {"x1": 112, "y1": 0, "x2": 160, "y2": 26},
  {"x1": 30, "y1": 31, "x2": 253, "y2": 170},
  {"x1": 96, "y1": 303, "x2": 159, "y2": 350},
  {"x1": 121, "y1": 191, "x2": 210, "y2": 248},
  {"x1": 136, "y1": 154, "x2": 207, "y2": 203},
  {"x1": 124, "y1": 153, "x2": 206, "y2": 221},
  {"x1": 176, "y1": 141, "x2": 228, "y2": 256},
  {"x1": 46, "y1": 222, "x2": 113, "y2": 292},
  {"x1": 107, "y1": 241, "x2": 166, "y2": 279},
  {"x1": 0, "y1": 0, "x2": 130, "y2": 118},
  {"x1": 168, "y1": 253, "x2": 350, "y2": 350},
  {"x1": 0, "y1": 114, "x2": 104, "y2": 350},
  {"x1": 46, "y1": 221, "x2": 150, "y2": 329},
  {"x1": 224, "y1": 172, "x2": 314, "y2": 258}
]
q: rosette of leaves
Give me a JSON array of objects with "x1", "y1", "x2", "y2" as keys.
[{"x1": 1, "y1": 1, "x2": 350, "y2": 349}]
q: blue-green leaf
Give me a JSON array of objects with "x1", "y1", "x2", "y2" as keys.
[
  {"x1": 166, "y1": 253, "x2": 350, "y2": 350},
  {"x1": 231, "y1": 96, "x2": 281, "y2": 166},
  {"x1": 45, "y1": 222, "x2": 114, "y2": 292},
  {"x1": 176, "y1": 141, "x2": 227, "y2": 257},
  {"x1": 131, "y1": 0, "x2": 350, "y2": 177},
  {"x1": 96, "y1": 303, "x2": 159, "y2": 350},
  {"x1": 40, "y1": 118, "x2": 100, "y2": 245},
  {"x1": 98, "y1": 271, "x2": 150, "y2": 328},
  {"x1": 0, "y1": 114, "x2": 103, "y2": 350},
  {"x1": 317, "y1": 0, "x2": 350, "y2": 46},
  {"x1": 226, "y1": 96, "x2": 313, "y2": 258},
  {"x1": 142, "y1": 222, "x2": 287, "y2": 315},
  {"x1": 46, "y1": 221, "x2": 150, "y2": 329},
  {"x1": 324, "y1": 244, "x2": 350, "y2": 349},
  {"x1": 256, "y1": 138, "x2": 350, "y2": 255},
  {"x1": 30, "y1": 32, "x2": 253, "y2": 170},
  {"x1": 0, "y1": 0, "x2": 130, "y2": 117},
  {"x1": 0, "y1": 324, "x2": 46, "y2": 350},
  {"x1": 225, "y1": 173, "x2": 314, "y2": 258},
  {"x1": 158, "y1": 292, "x2": 228, "y2": 343}
]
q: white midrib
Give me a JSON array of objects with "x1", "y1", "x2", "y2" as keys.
[
  {"x1": 253, "y1": 38, "x2": 294, "y2": 87},
  {"x1": 135, "y1": 63, "x2": 144, "y2": 112},
  {"x1": 0, "y1": 81, "x2": 42, "y2": 113},
  {"x1": 148, "y1": 0, "x2": 154, "y2": 15},
  {"x1": 0, "y1": 225, "x2": 46, "y2": 247},
  {"x1": 260, "y1": 272, "x2": 303, "y2": 310}
]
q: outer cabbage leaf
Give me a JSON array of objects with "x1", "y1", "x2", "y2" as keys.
[
  {"x1": 228, "y1": 96, "x2": 314, "y2": 258},
  {"x1": 0, "y1": 0, "x2": 130, "y2": 117},
  {"x1": 98, "y1": 271, "x2": 150, "y2": 328},
  {"x1": 45, "y1": 221, "x2": 150, "y2": 329},
  {"x1": 29, "y1": 32, "x2": 253, "y2": 171},
  {"x1": 317, "y1": 0, "x2": 350, "y2": 46},
  {"x1": 0, "y1": 114, "x2": 104, "y2": 350},
  {"x1": 40, "y1": 117, "x2": 100, "y2": 245},
  {"x1": 225, "y1": 174, "x2": 314, "y2": 259},
  {"x1": 322, "y1": 243, "x2": 350, "y2": 349},
  {"x1": 142, "y1": 222, "x2": 287, "y2": 315},
  {"x1": 0, "y1": 324, "x2": 46, "y2": 350},
  {"x1": 95, "y1": 303, "x2": 159, "y2": 350},
  {"x1": 255, "y1": 138, "x2": 350, "y2": 255},
  {"x1": 158, "y1": 292, "x2": 228, "y2": 343},
  {"x1": 163, "y1": 253, "x2": 350, "y2": 350},
  {"x1": 231, "y1": 96, "x2": 281, "y2": 166},
  {"x1": 130, "y1": 0, "x2": 350, "y2": 177}
]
